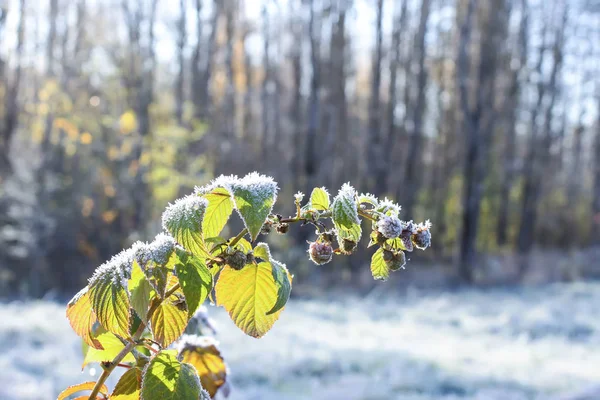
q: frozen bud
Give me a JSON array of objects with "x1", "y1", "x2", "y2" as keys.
[
  {"x1": 377, "y1": 216, "x2": 403, "y2": 239},
  {"x1": 226, "y1": 249, "x2": 247, "y2": 270},
  {"x1": 260, "y1": 221, "x2": 272, "y2": 235},
  {"x1": 308, "y1": 241, "x2": 333, "y2": 265},
  {"x1": 400, "y1": 231, "x2": 414, "y2": 252},
  {"x1": 246, "y1": 251, "x2": 255, "y2": 264},
  {"x1": 340, "y1": 239, "x2": 357, "y2": 255},
  {"x1": 412, "y1": 222, "x2": 432, "y2": 250},
  {"x1": 383, "y1": 249, "x2": 406, "y2": 271},
  {"x1": 320, "y1": 231, "x2": 335, "y2": 243},
  {"x1": 276, "y1": 222, "x2": 289, "y2": 234},
  {"x1": 294, "y1": 191, "x2": 305, "y2": 203}
]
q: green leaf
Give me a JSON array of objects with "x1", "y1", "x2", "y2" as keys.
[
  {"x1": 179, "y1": 339, "x2": 227, "y2": 398},
  {"x1": 230, "y1": 173, "x2": 278, "y2": 241},
  {"x1": 332, "y1": 183, "x2": 362, "y2": 243},
  {"x1": 141, "y1": 350, "x2": 203, "y2": 400},
  {"x1": 370, "y1": 248, "x2": 390, "y2": 281},
  {"x1": 58, "y1": 381, "x2": 109, "y2": 400},
  {"x1": 254, "y1": 243, "x2": 292, "y2": 315},
  {"x1": 66, "y1": 286, "x2": 102, "y2": 349},
  {"x1": 174, "y1": 250, "x2": 213, "y2": 317},
  {"x1": 202, "y1": 187, "x2": 234, "y2": 239},
  {"x1": 150, "y1": 291, "x2": 189, "y2": 347},
  {"x1": 82, "y1": 331, "x2": 135, "y2": 368},
  {"x1": 111, "y1": 367, "x2": 142, "y2": 400},
  {"x1": 309, "y1": 187, "x2": 330, "y2": 210},
  {"x1": 215, "y1": 261, "x2": 285, "y2": 338},
  {"x1": 129, "y1": 261, "x2": 153, "y2": 323},
  {"x1": 89, "y1": 270, "x2": 131, "y2": 339},
  {"x1": 162, "y1": 194, "x2": 209, "y2": 258}
]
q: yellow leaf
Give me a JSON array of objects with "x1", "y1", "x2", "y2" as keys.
[
  {"x1": 180, "y1": 339, "x2": 227, "y2": 398},
  {"x1": 66, "y1": 287, "x2": 102, "y2": 349},
  {"x1": 57, "y1": 381, "x2": 108, "y2": 400},
  {"x1": 215, "y1": 263, "x2": 284, "y2": 338}
]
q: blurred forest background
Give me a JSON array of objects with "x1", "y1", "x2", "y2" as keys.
[{"x1": 0, "y1": 0, "x2": 599, "y2": 298}]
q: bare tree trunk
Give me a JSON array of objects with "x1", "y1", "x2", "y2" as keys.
[
  {"x1": 290, "y1": 0, "x2": 303, "y2": 189},
  {"x1": 593, "y1": 94, "x2": 600, "y2": 244},
  {"x1": 175, "y1": 0, "x2": 186, "y2": 126},
  {"x1": 304, "y1": 0, "x2": 321, "y2": 188},
  {"x1": 191, "y1": 0, "x2": 203, "y2": 120},
  {"x1": 1, "y1": 0, "x2": 26, "y2": 171},
  {"x1": 367, "y1": 0, "x2": 384, "y2": 193},
  {"x1": 402, "y1": 0, "x2": 431, "y2": 218},
  {"x1": 497, "y1": 0, "x2": 528, "y2": 246},
  {"x1": 382, "y1": 0, "x2": 407, "y2": 195},
  {"x1": 457, "y1": 0, "x2": 508, "y2": 283},
  {"x1": 261, "y1": 2, "x2": 271, "y2": 159},
  {"x1": 517, "y1": 5, "x2": 567, "y2": 274}
]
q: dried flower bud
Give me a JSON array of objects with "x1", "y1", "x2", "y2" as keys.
[
  {"x1": 246, "y1": 251, "x2": 255, "y2": 264},
  {"x1": 226, "y1": 249, "x2": 247, "y2": 270},
  {"x1": 320, "y1": 231, "x2": 335, "y2": 243},
  {"x1": 261, "y1": 221, "x2": 272, "y2": 235},
  {"x1": 400, "y1": 231, "x2": 414, "y2": 252},
  {"x1": 383, "y1": 249, "x2": 406, "y2": 271},
  {"x1": 412, "y1": 228, "x2": 431, "y2": 250},
  {"x1": 276, "y1": 223, "x2": 289, "y2": 234},
  {"x1": 340, "y1": 239, "x2": 357, "y2": 255},
  {"x1": 308, "y1": 241, "x2": 333, "y2": 265},
  {"x1": 377, "y1": 216, "x2": 403, "y2": 239}
]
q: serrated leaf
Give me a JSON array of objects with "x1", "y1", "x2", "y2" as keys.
[
  {"x1": 310, "y1": 187, "x2": 330, "y2": 210},
  {"x1": 89, "y1": 271, "x2": 131, "y2": 339},
  {"x1": 230, "y1": 173, "x2": 278, "y2": 241},
  {"x1": 332, "y1": 184, "x2": 362, "y2": 243},
  {"x1": 82, "y1": 331, "x2": 135, "y2": 368},
  {"x1": 202, "y1": 187, "x2": 234, "y2": 239},
  {"x1": 129, "y1": 261, "x2": 153, "y2": 323},
  {"x1": 370, "y1": 248, "x2": 390, "y2": 281},
  {"x1": 254, "y1": 243, "x2": 292, "y2": 315},
  {"x1": 112, "y1": 367, "x2": 142, "y2": 400},
  {"x1": 58, "y1": 381, "x2": 108, "y2": 400},
  {"x1": 66, "y1": 286, "x2": 102, "y2": 349},
  {"x1": 174, "y1": 250, "x2": 213, "y2": 317},
  {"x1": 150, "y1": 292, "x2": 189, "y2": 347},
  {"x1": 141, "y1": 350, "x2": 203, "y2": 400},
  {"x1": 215, "y1": 262, "x2": 284, "y2": 338},
  {"x1": 162, "y1": 194, "x2": 209, "y2": 258},
  {"x1": 180, "y1": 341, "x2": 227, "y2": 398}
]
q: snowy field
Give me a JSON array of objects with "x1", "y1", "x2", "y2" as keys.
[{"x1": 2, "y1": 282, "x2": 600, "y2": 400}]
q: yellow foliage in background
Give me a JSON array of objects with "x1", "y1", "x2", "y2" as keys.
[{"x1": 119, "y1": 111, "x2": 137, "y2": 134}]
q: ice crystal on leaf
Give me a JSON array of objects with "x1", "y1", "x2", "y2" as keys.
[
  {"x1": 161, "y1": 194, "x2": 208, "y2": 235},
  {"x1": 358, "y1": 192, "x2": 378, "y2": 207},
  {"x1": 88, "y1": 242, "x2": 144, "y2": 289},
  {"x1": 376, "y1": 197, "x2": 401, "y2": 217},
  {"x1": 176, "y1": 334, "x2": 220, "y2": 353},
  {"x1": 294, "y1": 191, "x2": 305, "y2": 203}
]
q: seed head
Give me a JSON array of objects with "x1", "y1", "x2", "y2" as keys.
[
  {"x1": 383, "y1": 249, "x2": 406, "y2": 271},
  {"x1": 308, "y1": 241, "x2": 333, "y2": 265},
  {"x1": 226, "y1": 249, "x2": 248, "y2": 270},
  {"x1": 377, "y1": 215, "x2": 403, "y2": 239}
]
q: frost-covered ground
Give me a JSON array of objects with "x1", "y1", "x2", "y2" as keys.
[{"x1": 2, "y1": 282, "x2": 600, "y2": 400}]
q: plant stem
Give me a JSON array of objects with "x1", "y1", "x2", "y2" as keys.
[
  {"x1": 87, "y1": 341, "x2": 136, "y2": 399},
  {"x1": 229, "y1": 228, "x2": 248, "y2": 246}
]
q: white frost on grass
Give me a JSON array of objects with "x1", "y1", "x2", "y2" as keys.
[{"x1": 2, "y1": 283, "x2": 600, "y2": 399}]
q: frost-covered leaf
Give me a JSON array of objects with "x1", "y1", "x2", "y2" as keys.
[
  {"x1": 141, "y1": 350, "x2": 203, "y2": 400},
  {"x1": 88, "y1": 246, "x2": 140, "y2": 338},
  {"x1": 215, "y1": 262, "x2": 284, "y2": 338},
  {"x1": 254, "y1": 243, "x2": 292, "y2": 315},
  {"x1": 174, "y1": 250, "x2": 213, "y2": 318},
  {"x1": 129, "y1": 261, "x2": 153, "y2": 323},
  {"x1": 309, "y1": 187, "x2": 330, "y2": 211},
  {"x1": 58, "y1": 381, "x2": 108, "y2": 400},
  {"x1": 201, "y1": 187, "x2": 234, "y2": 239},
  {"x1": 229, "y1": 172, "x2": 278, "y2": 241},
  {"x1": 82, "y1": 331, "x2": 135, "y2": 368},
  {"x1": 358, "y1": 193, "x2": 379, "y2": 207},
  {"x1": 162, "y1": 194, "x2": 209, "y2": 257},
  {"x1": 66, "y1": 286, "x2": 102, "y2": 349},
  {"x1": 332, "y1": 183, "x2": 362, "y2": 244},
  {"x1": 150, "y1": 287, "x2": 189, "y2": 348},
  {"x1": 178, "y1": 335, "x2": 228, "y2": 398},
  {"x1": 375, "y1": 198, "x2": 401, "y2": 217},
  {"x1": 112, "y1": 367, "x2": 142, "y2": 400},
  {"x1": 370, "y1": 248, "x2": 390, "y2": 281}
]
